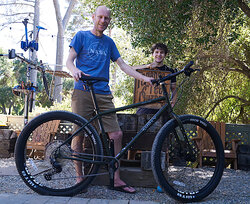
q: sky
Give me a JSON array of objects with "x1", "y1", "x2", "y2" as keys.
[{"x1": 0, "y1": 0, "x2": 71, "y2": 70}]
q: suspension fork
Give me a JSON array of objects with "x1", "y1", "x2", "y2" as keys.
[
  {"x1": 161, "y1": 82, "x2": 188, "y2": 153},
  {"x1": 160, "y1": 81, "x2": 195, "y2": 159},
  {"x1": 170, "y1": 113, "x2": 196, "y2": 160}
]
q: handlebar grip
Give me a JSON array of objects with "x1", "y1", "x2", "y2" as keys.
[
  {"x1": 184, "y1": 61, "x2": 197, "y2": 77},
  {"x1": 184, "y1": 61, "x2": 194, "y2": 69},
  {"x1": 8, "y1": 49, "x2": 16, "y2": 59},
  {"x1": 0, "y1": 49, "x2": 16, "y2": 59}
]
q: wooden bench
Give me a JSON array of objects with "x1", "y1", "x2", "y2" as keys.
[{"x1": 193, "y1": 121, "x2": 240, "y2": 169}]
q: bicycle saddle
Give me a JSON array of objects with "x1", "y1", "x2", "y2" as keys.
[{"x1": 80, "y1": 75, "x2": 109, "y2": 83}]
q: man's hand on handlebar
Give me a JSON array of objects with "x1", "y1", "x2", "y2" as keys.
[
  {"x1": 71, "y1": 68, "x2": 90, "y2": 81},
  {"x1": 143, "y1": 76, "x2": 155, "y2": 85}
]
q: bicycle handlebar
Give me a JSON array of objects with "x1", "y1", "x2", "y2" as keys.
[
  {"x1": 1, "y1": 51, "x2": 198, "y2": 86},
  {"x1": 79, "y1": 61, "x2": 197, "y2": 85},
  {"x1": 0, "y1": 49, "x2": 47, "y2": 72},
  {"x1": 0, "y1": 49, "x2": 16, "y2": 59},
  {"x1": 151, "y1": 61, "x2": 199, "y2": 85}
]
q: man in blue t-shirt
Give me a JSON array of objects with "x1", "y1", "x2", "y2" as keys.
[{"x1": 66, "y1": 5, "x2": 153, "y2": 194}]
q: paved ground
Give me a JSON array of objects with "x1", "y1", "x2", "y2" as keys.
[{"x1": 0, "y1": 193, "x2": 159, "y2": 204}]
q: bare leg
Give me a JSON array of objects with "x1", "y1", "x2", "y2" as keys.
[
  {"x1": 108, "y1": 131, "x2": 136, "y2": 193},
  {"x1": 71, "y1": 135, "x2": 84, "y2": 183}
]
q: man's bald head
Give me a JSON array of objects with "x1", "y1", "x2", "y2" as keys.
[
  {"x1": 91, "y1": 5, "x2": 111, "y2": 36},
  {"x1": 94, "y1": 5, "x2": 111, "y2": 17}
]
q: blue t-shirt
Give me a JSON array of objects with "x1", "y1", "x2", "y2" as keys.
[{"x1": 69, "y1": 31, "x2": 120, "y2": 94}]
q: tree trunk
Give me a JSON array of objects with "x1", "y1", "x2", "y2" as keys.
[
  {"x1": 238, "y1": 0, "x2": 250, "y2": 18},
  {"x1": 8, "y1": 102, "x2": 13, "y2": 115},
  {"x1": 53, "y1": 32, "x2": 64, "y2": 102},
  {"x1": 0, "y1": 103, "x2": 7, "y2": 115},
  {"x1": 53, "y1": 0, "x2": 77, "y2": 102}
]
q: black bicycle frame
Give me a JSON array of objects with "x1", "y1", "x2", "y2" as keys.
[
  {"x1": 86, "y1": 81, "x2": 175, "y2": 160},
  {"x1": 58, "y1": 80, "x2": 192, "y2": 165}
]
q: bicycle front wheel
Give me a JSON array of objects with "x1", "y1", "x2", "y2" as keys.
[
  {"x1": 151, "y1": 115, "x2": 224, "y2": 202},
  {"x1": 15, "y1": 111, "x2": 103, "y2": 196}
]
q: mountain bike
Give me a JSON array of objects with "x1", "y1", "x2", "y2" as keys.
[{"x1": 15, "y1": 61, "x2": 225, "y2": 202}]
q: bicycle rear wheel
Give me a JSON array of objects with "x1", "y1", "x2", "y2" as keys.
[
  {"x1": 151, "y1": 115, "x2": 224, "y2": 202},
  {"x1": 15, "y1": 111, "x2": 103, "y2": 196}
]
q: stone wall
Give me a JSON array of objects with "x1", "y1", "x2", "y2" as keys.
[{"x1": 0, "y1": 129, "x2": 17, "y2": 158}]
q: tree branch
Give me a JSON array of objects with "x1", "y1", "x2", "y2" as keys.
[
  {"x1": 62, "y1": 0, "x2": 77, "y2": 30},
  {"x1": 205, "y1": 95, "x2": 250, "y2": 119},
  {"x1": 0, "y1": 3, "x2": 34, "y2": 7},
  {"x1": 0, "y1": 18, "x2": 34, "y2": 31},
  {"x1": 0, "y1": 12, "x2": 33, "y2": 17},
  {"x1": 0, "y1": 21, "x2": 23, "y2": 31},
  {"x1": 0, "y1": 102, "x2": 7, "y2": 115},
  {"x1": 198, "y1": 54, "x2": 250, "y2": 78},
  {"x1": 53, "y1": 0, "x2": 63, "y2": 32},
  {"x1": 238, "y1": 0, "x2": 250, "y2": 18}
]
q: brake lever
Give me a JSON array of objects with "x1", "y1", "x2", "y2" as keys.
[{"x1": 184, "y1": 68, "x2": 200, "y2": 76}]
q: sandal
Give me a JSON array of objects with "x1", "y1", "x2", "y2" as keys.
[{"x1": 111, "y1": 185, "x2": 136, "y2": 194}]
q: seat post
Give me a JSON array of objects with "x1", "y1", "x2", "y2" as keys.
[
  {"x1": 87, "y1": 82, "x2": 109, "y2": 146},
  {"x1": 87, "y1": 82, "x2": 100, "y2": 115}
]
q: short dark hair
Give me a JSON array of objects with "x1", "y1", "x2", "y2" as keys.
[{"x1": 151, "y1": 43, "x2": 168, "y2": 54}]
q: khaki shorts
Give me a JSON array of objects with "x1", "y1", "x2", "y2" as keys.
[{"x1": 71, "y1": 89, "x2": 121, "y2": 133}]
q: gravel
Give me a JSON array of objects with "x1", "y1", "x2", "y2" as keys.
[{"x1": 0, "y1": 158, "x2": 249, "y2": 203}]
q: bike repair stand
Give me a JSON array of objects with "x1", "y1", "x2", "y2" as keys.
[
  {"x1": 20, "y1": 19, "x2": 46, "y2": 125},
  {"x1": 4, "y1": 49, "x2": 35, "y2": 125}
]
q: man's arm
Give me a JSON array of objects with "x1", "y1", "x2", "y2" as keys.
[
  {"x1": 66, "y1": 47, "x2": 89, "y2": 81},
  {"x1": 115, "y1": 57, "x2": 154, "y2": 83},
  {"x1": 132, "y1": 62, "x2": 160, "y2": 70},
  {"x1": 132, "y1": 64, "x2": 150, "y2": 70}
]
